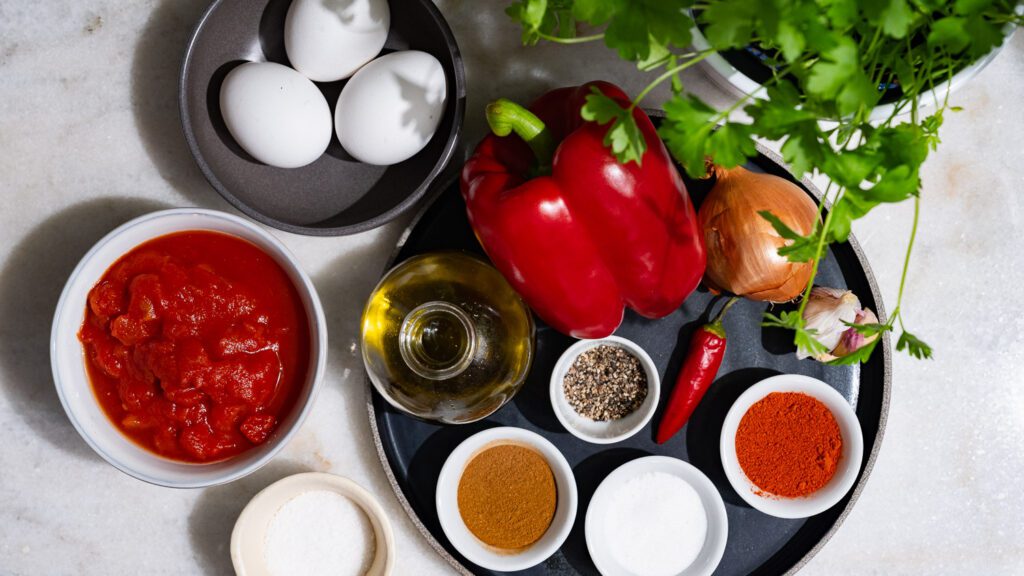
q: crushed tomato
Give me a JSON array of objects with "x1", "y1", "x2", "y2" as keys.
[{"x1": 78, "y1": 231, "x2": 310, "y2": 463}]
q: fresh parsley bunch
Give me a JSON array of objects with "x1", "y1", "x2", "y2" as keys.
[{"x1": 508, "y1": 0, "x2": 1023, "y2": 363}]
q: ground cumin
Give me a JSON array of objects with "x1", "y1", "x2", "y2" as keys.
[
  {"x1": 457, "y1": 443, "x2": 557, "y2": 551},
  {"x1": 735, "y1": 391, "x2": 843, "y2": 498}
]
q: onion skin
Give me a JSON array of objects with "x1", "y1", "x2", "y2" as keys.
[{"x1": 698, "y1": 165, "x2": 820, "y2": 302}]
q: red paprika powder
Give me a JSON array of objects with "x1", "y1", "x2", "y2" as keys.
[{"x1": 735, "y1": 391, "x2": 843, "y2": 498}]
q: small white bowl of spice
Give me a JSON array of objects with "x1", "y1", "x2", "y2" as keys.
[
  {"x1": 231, "y1": 472, "x2": 394, "y2": 576},
  {"x1": 550, "y1": 336, "x2": 660, "y2": 444},
  {"x1": 585, "y1": 456, "x2": 728, "y2": 576},
  {"x1": 435, "y1": 426, "x2": 578, "y2": 571}
]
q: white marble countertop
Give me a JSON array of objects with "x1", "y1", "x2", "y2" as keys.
[{"x1": 2, "y1": 1, "x2": 1023, "y2": 574}]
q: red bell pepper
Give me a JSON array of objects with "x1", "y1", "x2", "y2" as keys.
[{"x1": 460, "y1": 81, "x2": 706, "y2": 338}]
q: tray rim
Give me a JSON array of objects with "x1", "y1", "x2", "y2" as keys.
[{"x1": 365, "y1": 137, "x2": 892, "y2": 576}]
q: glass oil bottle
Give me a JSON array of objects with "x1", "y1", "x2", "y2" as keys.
[{"x1": 361, "y1": 252, "x2": 534, "y2": 423}]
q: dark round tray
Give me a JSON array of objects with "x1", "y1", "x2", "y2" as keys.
[{"x1": 367, "y1": 137, "x2": 891, "y2": 575}]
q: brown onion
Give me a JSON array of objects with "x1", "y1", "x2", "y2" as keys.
[{"x1": 698, "y1": 165, "x2": 820, "y2": 302}]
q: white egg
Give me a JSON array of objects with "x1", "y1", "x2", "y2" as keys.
[
  {"x1": 285, "y1": 0, "x2": 390, "y2": 83},
  {"x1": 219, "y1": 62, "x2": 332, "y2": 169},
  {"x1": 335, "y1": 50, "x2": 447, "y2": 166}
]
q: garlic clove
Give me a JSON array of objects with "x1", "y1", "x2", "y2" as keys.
[
  {"x1": 831, "y1": 308, "x2": 880, "y2": 359},
  {"x1": 798, "y1": 286, "x2": 860, "y2": 360}
]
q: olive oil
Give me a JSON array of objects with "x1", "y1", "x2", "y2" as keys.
[{"x1": 361, "y1": 252, "x2": 534, "y2": 423}]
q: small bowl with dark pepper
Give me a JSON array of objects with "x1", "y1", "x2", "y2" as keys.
[{"x1": 550, "y1": 336, "x2": 660, "y2": 444}]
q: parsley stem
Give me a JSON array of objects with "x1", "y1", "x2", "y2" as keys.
[
  {"x1": 893, "y1": 194, "x2": 921, "y2": 329},
  {"x1": 796, "y1": 185, "x2": 842, "y2": 321},
  {"x1": 537, "y1": 32, "x2": 605, "y2": 44},
  {"x1": 630, "y1": 50, "x2": 714, "y2": 109}
]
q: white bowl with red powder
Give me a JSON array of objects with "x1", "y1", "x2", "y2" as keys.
[
  {"x1": 50, "y1": 208, "x2": 327, "y2": 488},
  {"x1": 719, "y1": 374, "x2": 864, "y2": 519}
]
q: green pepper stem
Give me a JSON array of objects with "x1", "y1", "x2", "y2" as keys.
[{"x1": 485, "y1": 98, "x2": 557, "y2": 172}]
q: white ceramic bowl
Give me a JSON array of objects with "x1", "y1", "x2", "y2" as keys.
[
  {"x1": 720, "y1": 374, "x2": 864, "y2": 519},
  {"x1": 585, "y1": 456, "x2": 728, "y2": 576},
  {"x1": 50, "y1": 208, "x2": 327, "y2": 488},
  {"x1": 231, "y1": 472, "x2": 395, "y2": 576},
  {"x1": 550, "y1": 336, "x2": 660, "y2": 444},
  {"x1": 435, "y1": 427, "x2": 577, "y2": 571}
]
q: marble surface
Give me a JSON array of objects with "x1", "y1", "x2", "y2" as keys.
[{"x1": 1, "y1": 1, "x2": 1022, "y2": 574}]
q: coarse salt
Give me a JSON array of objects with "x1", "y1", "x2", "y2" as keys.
[
  {"x1": 264, "y1": 489, "x2": 375, "y2": 576},
  {"x1": 604, "y1": 471, "x2": 707, "y2": 576}
]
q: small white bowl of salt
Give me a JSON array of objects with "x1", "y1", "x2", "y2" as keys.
[
  {"x1": 585, "y1": 456, "x2": 727, "y2": 576},
  {"x1": 231, "y1": 472, "x2": 394, "y2": 576}
]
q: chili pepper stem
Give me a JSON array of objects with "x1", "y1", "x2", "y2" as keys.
[
  {"x1": 704, "y1": 296, "x2": 739, "y2": 338},
  {"x1": 711, "y1": 296, "x2": 740, "y2": 326},
  {"x1": 485, "y1": 98, "x2": 557, "y2": 173}
]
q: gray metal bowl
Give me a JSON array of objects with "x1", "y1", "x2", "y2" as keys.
[{"x1": 179, "y1": 0, "x2": 466, "y2": 236}]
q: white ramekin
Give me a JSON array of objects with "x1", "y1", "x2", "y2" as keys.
[
  {"x1": 550, "y1": 336, "x2": 660, "y2": 444},
  {"x1": 231, "y1": 472, "x2": 395, "y2": 576},
  {"x1": 435, "y1": 426, "x2": 577, "y2": 571},
  {"x1": 585, "y1": 455, "x2": 728, "y2": 576}
]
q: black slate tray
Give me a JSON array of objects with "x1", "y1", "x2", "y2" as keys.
[{"x1": 367, "y1": 138, "x2": 891, "y2": 575}]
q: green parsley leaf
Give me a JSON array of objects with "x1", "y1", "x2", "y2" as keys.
[
  {"x1": 823, "y1": 149, "x2": 877, "y2": 188},
  {"x1": 964, "y1": 14, "x2": 1006, "y2": 60},
  {"x1": 636, "y1": 38, "x2": 671, "y2": 71},
  {"x1": 896, "y1": 329, "x2": 933, "y2": 359},
  {"x1": 658, "y1": 93, "x2": 716, "y2": 177},
  {"x1": 823, "y1": 0, "x2": 860, "y2": 29},
  {"x1": 826, "y1": 338, "x2": 880, "y2": 365},
  {"x1": 872, "y1": 123, "x2": 930, "y2": 169},
  {"x1": 745, "y1": 82, "x2": 819, "y2": 138},
  {"x1": 759, "y1": 211, "x2": 821, "y2": 262},
  {"x1": 700, "y1": 0, "x2": 757, "y2": 49},
  {"x1": 927, "y1": 17, "x2": 971, "y2": 53},
  {"x1": 580, "y1": 88, "x2": 646, "y2": 165},
  {"x1": 867, "y1": 165, "x2": 920, "y2": 201},
  {"x1": 891, "y1": 57, "x2": 916, "y2": 93},
  {"x1": 603, "y1": 7, "x2": 649, "y2": 60},
  {"x1": 506, "y1": 0, "x2": 556, "y2": 45},
  {"x1": 879, "y1": 0, "x2": 914, "y2": 38},
  {"x1": 603, "y1": 0, "x2": 693, "y2": 62},
  {"x1": 572, "y1": 0, "x2": 621, "y2": 24},
  {"x1": 836, "y1": 72, "x2": 880, "y2": 116},
  {"x1": 763, "y1": 310, "x2": 829, "y2": 357},
  {"x1": 954, "y1": 0, "x2": 995, "y2": 16},
  {"x1": 779, "y1": 130, "x2": 827, "y2": 177},
  {"x1": 642, "y1": 0, "x2": 693, "y2": 50},
  {"x1": 707, "y1": 123, "x2": 757, "y2": 168},
  {"x1": 843, "y1": 321, "x2": 892, "y2": 336},
  {"x1": 776, "y1": 21, "x2": 807, "y2": 63},
  {"x1": 827, "y1": 167, "x2": 919, "y2": 244},
  {"x1": 806, "y1": 37, "x2": 860, "y2": 100}
]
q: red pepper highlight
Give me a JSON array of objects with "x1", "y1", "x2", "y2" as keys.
[
  {"x1": 461, "y1": 82, "x2": 706, "y2": 339},
  {"x1": 655, "y1": 297, "x2": 738, "y2": 444}
]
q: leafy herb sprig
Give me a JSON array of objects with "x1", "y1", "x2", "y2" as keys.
[{"x1": 508, "y1": 0, "x2": 1023, "y2": 362}]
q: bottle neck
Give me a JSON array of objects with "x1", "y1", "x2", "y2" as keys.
[{"x1": 398, "y1": 301, "x2": 477, "y2": 380}]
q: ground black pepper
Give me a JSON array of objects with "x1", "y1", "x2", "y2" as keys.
[{"x1": 563, "y1": 345, "x2": 647, "y2": 420}]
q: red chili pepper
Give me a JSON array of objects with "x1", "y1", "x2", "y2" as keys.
[
  {"x1": 460, "y1": 82, "x2": 705, "y2": 339},
  {"x1": 655, "y1": 297, "x2": 738, "y2": 444}
]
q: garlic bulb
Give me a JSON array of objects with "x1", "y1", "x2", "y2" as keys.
[
  {"x1": 799, "y1": 286, "x2": 878, "y2": 361},
  {"x1": 831, "y1": 308, "x2": 880, "y2": 359}
]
